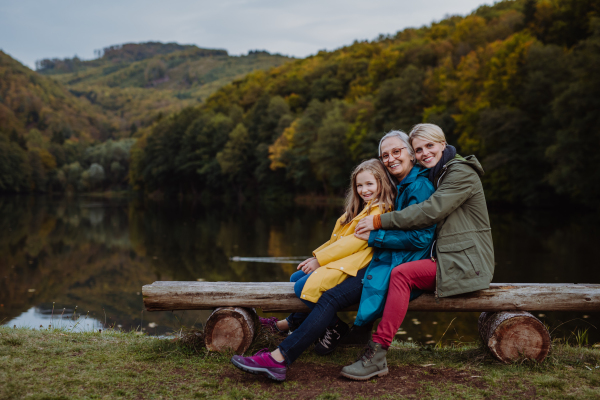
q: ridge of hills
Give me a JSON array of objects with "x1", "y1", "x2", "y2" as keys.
[
  {"x1": 36, "y1": 42, "x2": 293, "y2": 134},
  {"x1": 0, "y1": 42, "x2": 292, "y2": 193}
]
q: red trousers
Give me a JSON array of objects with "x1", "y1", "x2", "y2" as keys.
[{"x1": 371, "y1": 258, "x2": 437, "y2": 349}]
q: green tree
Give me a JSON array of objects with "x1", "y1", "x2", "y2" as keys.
[
  {"x1": 309, "y1": 102, "x2": 352, "y2": 193},
  {"x1": 174, "y1": 111, "x2": 234, "y2": 195},
  {"x1": 374, "y1": 65, "x2": 425, "y2": 132},
  {"x1": 279, "y1": 100, "x2": 331, "y2": 191},
  {"x1": 546, "y1": 18, "x2": 600, "y2": 207},
  {"x1": 0, "y1": 135, "x2": 30, "y2": 192},
  {"x1": 217, "y1": 123, "x2": 251, "y2": 178}
]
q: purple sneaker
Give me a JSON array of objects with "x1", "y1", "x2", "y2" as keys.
[
  {"x1": 259, "y1": 317, "x2": 287, "y2": 336},
  {"x1": 231, "y1": 349, "x2": 287, "y2": 382}
]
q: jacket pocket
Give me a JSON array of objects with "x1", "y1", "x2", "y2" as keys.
[{"x1": 437, "y1": 239, "x2": 482, "y2": 280}]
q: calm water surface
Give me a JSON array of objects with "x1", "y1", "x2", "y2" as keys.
[{"x1": 1, "y1": 196, "x2": 598, "y2": 344}]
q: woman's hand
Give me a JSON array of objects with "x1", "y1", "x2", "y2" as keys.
[
  {"x1": 354, "y1": 230, "x2": 370, "y2": 241},
  {"x1": 355, "y1": 215, "x2": 375, "y2": 236},
  {"x1": 299, "y1": 258, "x2": 321, "y2": 274}
]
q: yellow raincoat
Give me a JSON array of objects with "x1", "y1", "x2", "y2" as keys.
[{"x1": 300, "y1": 202, "x2": 388, "y2": 303}]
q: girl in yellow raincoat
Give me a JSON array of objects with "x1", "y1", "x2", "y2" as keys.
[{"x1": 262, "y1": 159, "x2": 395, "y2": 336}]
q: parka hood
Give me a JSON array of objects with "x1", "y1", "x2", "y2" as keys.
[{"x1": 448, "y1": 155, "x2": 485, "y2": 177}]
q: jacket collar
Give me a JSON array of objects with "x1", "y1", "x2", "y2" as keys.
[
  {"x1": 350, "y1": 201, "x2": 384, "y2": 222},
  {"x1": 397, "y1": 164, "x2": 427, "y2": 188}
]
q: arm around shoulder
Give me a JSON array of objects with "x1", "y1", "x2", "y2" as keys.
[
  {"x1": 368, "y1": 178, "x2": 436, "y2": 250},
  {"x1": 380, "y1": 165, "x2": 478, "y2": 231}
]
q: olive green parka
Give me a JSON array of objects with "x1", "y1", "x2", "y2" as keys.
[{"x1": 379, "y1": 155, "x2": 494, "y2": 298}]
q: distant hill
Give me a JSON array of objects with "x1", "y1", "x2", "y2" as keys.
[
  {"x1": 0, "y1": 50, "x2": 114, "y2": 142},
  {"x1": 36, "y1": 42, "x2": 293, "y2": 133},
  {"x1": 0, "y1": 42, "x2": 292, "y2": 194}
]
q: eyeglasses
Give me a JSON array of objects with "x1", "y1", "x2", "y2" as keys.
[{"x1": 380, "y1": 147, "x2": 407, "y2": 163}]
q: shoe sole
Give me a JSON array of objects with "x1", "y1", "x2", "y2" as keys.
[
  {"x1": 230, "y1": 357, "x2": 286, "y2": 382},
  {"x1": 340, "y1": 367, "x2": 389, "y2": 381}
]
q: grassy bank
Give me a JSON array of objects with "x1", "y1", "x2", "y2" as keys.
[{"x1": 1, "y1": 327, "x2": 599, "y2": 399}]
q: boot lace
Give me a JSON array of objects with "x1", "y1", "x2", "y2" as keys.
[{"x1": 358, "y1": 344, "x2": 377, "y2": 362}]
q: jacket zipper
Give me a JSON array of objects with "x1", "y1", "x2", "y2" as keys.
[
  {"x1": 433, "y1": 162, "x2": 451, "y2": 300},
  {"x1": 436, "y1": 164, "x2": 449, "y2": 189},
  {"x1": 431, "y1": 240, "x2": 440, "y2": 302}
]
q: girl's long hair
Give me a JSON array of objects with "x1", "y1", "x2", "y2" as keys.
[{"x1": 341, "y1": 159, "x2": 396, "y2": 225}]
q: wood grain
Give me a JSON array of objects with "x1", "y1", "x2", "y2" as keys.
[
  {"x1": 478, "y1": 311, "x2": 551, "y2": 363},
  {"x1": 204, "y1": 307, "x2": 258, "y2": 354}
]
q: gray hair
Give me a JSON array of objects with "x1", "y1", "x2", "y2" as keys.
[{"x1": 378, "y1": 130, "x2": 416, "y2": 164}]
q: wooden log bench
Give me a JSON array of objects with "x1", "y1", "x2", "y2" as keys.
[{"x1": 142, "y1": 282, "x2": 600, "y2": 362}]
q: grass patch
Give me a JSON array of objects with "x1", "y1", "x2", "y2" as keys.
[{"x1": 0, "y1": 326, "x2": 599, "y2": 399}]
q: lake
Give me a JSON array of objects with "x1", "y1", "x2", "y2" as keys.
[{"x1": 1, "y1": 195, "x2": 598, "y2": 345}]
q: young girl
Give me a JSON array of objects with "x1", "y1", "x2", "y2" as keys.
[{"x1": 260, "y1": 159, "x2": 396, "y2": 345}]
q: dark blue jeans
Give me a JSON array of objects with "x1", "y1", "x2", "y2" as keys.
[
  {"x1": 278, "y1": 268, "x2": 367, "y2": 365},
  {"x1": 285, "y1": 270, "x2": 339, "y2": 331}
]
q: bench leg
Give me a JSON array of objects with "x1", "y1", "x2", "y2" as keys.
[
  {"x1": 478, "y1": 311, "x2": 551, "y2": 363},
  {"x1": 205, "y1": 307, "x2": 258, "y2": 354}
]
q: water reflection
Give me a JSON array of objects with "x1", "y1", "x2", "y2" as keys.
[
  {"x1": 8, "y1": 307, "x2": 104, "y2": 332},
  {"x1": 0, "y1": 196, "x2": 598, "y2": 344}
]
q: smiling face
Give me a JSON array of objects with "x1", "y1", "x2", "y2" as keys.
[
  {"x1": 412, "y1": 137, "x2": 446, "y2": 168},
  {"x1": 380, "y1": 136, "x2": 413, "y2": 181},
  {"x1": 355, "y1": 170, "x2": 379, "y2": 203}
]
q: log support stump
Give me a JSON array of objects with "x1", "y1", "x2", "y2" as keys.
[
  {"x1": 479, "y1": 311, "x2": 551, "y2": 363},
  {"x1": 204, "y1": 307, "x2": 259, "y2": 354}
]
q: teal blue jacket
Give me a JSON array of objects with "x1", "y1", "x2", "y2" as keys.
[{"x1": 354, "y1": 164, "x2": 436, "y2": 326}]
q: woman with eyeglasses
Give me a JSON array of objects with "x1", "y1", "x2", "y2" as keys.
[{"x1": 340, "y1": 123, "x2": 494, "y2": 380}]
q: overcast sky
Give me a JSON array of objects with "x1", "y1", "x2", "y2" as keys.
[{"x1": 1, "y1": 0, "x2": 492, "y2": 69}]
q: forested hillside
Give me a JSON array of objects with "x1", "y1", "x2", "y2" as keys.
[
  {"x1": 0, "y1": 43, "x2": 292, "y2": 193},
  {"x1": 37, "y1": 43, "x2": 292, "y2": 134},
  {"x1": 131, "y1": 0, "x2": 600, "y2": 208},
  {"x1": 0, "y1": 50, "x2": 123, "y2": 193}
]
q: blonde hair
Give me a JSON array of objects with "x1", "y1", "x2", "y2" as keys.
[
  {"x1": 408, "y1": 123, "x2": 446, "y2": 146},
  {"x1": 341, "y1": 159, "x2": 395, "y2": 225}
]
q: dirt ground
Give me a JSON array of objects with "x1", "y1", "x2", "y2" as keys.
[{"x1": 222, "y1": 362, "x2": 536, "y2": 399}]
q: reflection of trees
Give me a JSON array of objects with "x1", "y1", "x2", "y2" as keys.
[
  {"x1": 0, "y1": 197, "x2": 342, "y2": 329},
  {"x1": 489, "y1": 210, "x2": 600, "y2": 284},
  {"x1": 1, "y1": 199, "x2": 598, "y2": 341},
  {"x1": 5, "y1": 197, "x2": 600, "y2": 342},
  {"x1": 128, "y1": 201, "x2": 340, "y2": 283},
  {"x1": 0, "y1": 196, "x2": 157, "y2": 326}
]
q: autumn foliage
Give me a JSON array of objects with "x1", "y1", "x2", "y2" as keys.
[
  {"x1": 2, "y1": 0, "x2": 600, "y2": 208},
  {"x1": 129, "y1": 0, "x2": 600, "y2": 207}
]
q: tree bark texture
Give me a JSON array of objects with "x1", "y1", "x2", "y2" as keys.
[
  {"x1": 142, "y1": 282, "x2": 600, "y2": 312},
  {"x1": 478, "y1": 311, "x2": 551, "y2": 363},
  {"x1": 204, "y1": 307, "x2": 258, "y2": 354}
]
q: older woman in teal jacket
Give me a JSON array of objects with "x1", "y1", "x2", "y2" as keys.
[{"x1": 354, "y1": 157, "x2": 435, "y2": 326}]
